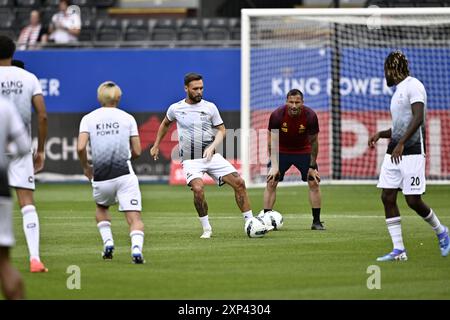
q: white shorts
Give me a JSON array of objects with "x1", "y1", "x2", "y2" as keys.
[
  {"x1": 377, "y1": 154, "x2": 426, "y2": 195},
  {"x1": 8, "y1": 152, "x2": 35, "y2": 190},
  {"x1": 0, "y1": 197, "x2": 14, "y2": 247},
  {"x1": 92, "y1": 174, "x2": 142, "y2": 212},
  {"x1": 182, "y1": 153, "x2": 237, "y2": 186}
]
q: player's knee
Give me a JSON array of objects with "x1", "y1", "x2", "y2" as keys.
[
  {"x1": 308, "y1": 181, "x2": 319, "y2": 192},
  {"x1": 266, "y1": 180, "x2": 277, "y2": 191},
  {"x1": 234, "y1": 177, "x2": 246, "y2": 191},
  {"x1": 191, "y1": 184, "x2": 204, "y2": 196},
  {"x1": 405, "y1": 195, "x2": 422, "y2": 210},
  {"x1": 381, "y1": 191, "x2": 396, "y2": 206}
]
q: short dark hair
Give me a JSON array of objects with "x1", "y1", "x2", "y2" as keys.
[
  {"x1": 0, "y1": 35, "x2": 16, "y2": 60},
  {"x1": 286, "y1": 89, "x2": 303, "y2": 99},
  {"x1": 12, "y1": 59, "x2": 25, "y2": 69},
  {"x1": 184, "y1": 72, "x2": 203, "y2": 86}
]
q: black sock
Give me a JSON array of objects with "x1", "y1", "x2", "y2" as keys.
[
  {"x1": 312, "y1": 208, "x2": 321, "y2": 223},
  {"x1": 264, "y1": 209, "x2": 272, "y2": 213}
]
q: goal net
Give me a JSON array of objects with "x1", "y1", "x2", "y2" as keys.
[{"x1": 241, "y1": 8, "x2": 450, "y2": 187}]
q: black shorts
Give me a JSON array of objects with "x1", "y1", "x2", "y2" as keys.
[
  {"x1": 0, "y1": 170, "x2": 10, "y2": 197},
  {"x1": 268, "y1": 153, "x2": 315, "y2": 182}
]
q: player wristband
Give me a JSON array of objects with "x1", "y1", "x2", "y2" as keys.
[{"x1": 309, "y1": 164, "x2": 318, "y2": 170}]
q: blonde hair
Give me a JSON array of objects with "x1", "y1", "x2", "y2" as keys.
[{"x1": 97, "y1": 81, "x2": 122, "y2": 107}]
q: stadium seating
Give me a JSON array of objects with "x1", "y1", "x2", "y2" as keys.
[
  {"x1": 177, "y1": 18, "x2": 203, "y2": 41},
  {"x1": 96, "y1": 18, "x2": 122, "y2": 42},
  {"x1": 203, "y1": 18, "x2": 230, "y2": 41},
  {"x1": 151, "y1": 18, "x2": 177, "y2": 42},
  {"x1": 16, "y1": 0, "x2": 40, "y2": 7},
  {"x1": 0, "y1": 0, "x2": 14, "y2": 7},
  {"x1": 4, "y1": 0, "x2": 450, "y2": 48},
  {"x1": 123, "y1": 19, "x2": 149, "y2": 42},
  {"x1": 0, "y1": 0, "x2": 244, "y2": 47}
]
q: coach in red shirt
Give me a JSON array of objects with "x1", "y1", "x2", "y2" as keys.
[{"x1": 264, "y1": 89, "x2": 324, "y2": 230}]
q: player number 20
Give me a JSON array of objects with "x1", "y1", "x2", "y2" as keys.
[{"x1": 410, "y1": 177, "x2": 420, "y2": 186}]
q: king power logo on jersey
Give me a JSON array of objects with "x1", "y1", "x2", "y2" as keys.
[
  {"x1": 96, "y1": 122, "x2": 120, "y2": 136},
  {"x1": 1, "y1": 80, "x2": 23, "y2": 95}
]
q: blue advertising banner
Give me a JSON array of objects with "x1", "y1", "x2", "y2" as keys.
[
  {"x1": 251, "y1": 47, "x2": 450, "y2": 112},
  {"x1": 14, "y1": 47, "x2": 449, "y2": 114},
  {"x1": 15, "y1": 49, "x2": 241, "y2": 113}
]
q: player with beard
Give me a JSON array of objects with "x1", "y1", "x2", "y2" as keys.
[{"x1": 150, "y1": 73, "x2": 268, "y2": 238}]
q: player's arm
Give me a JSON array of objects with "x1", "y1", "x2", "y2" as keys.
[
  {"x1": 32, "y1": 94, "x2": 48, "y2": 173},
  {"x1": 203, "y1": 124, "x2": 225, "y2": 161},
  {"x1": 67, "y1": 27, "x2": 80, "y2": 37},
  {"x1": 130, "y1": 136, "x2": 141, "y2": 160},
  {"x1": 77, "y1": 132, "x2": 92, "y2": 181},
  {"x1": 308, "y1": 133, "x2": 321, "y2": 184},
  {"x1": 368, "y1": 128, "x2": 392, "y2": 148},
  {"x1": 150, "y1": 116, "x2": 172, "y2": 160},
  {"x1": 267, "y1": 129, "x2": 280, "y2": 182},
  {"x1": 390, "y1": 102, "x2": 424, "y2": 164},
  {"x1": 309, "y1": 133, "x2": 319, "y2": 168}
]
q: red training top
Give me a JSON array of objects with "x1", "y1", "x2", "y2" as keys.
[{"x1": 268, "y1": 105, "x2": 319, "y2": 154}]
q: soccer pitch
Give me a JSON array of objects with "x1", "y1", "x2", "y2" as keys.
[{"x1": 10, "y1": 184, "x2": 450, "y2": 299}]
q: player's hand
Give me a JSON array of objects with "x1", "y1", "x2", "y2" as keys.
[
  {"x1": 391, "y1": 142, "x2": 404, "y2": 165},
  {"x1": 150, "y1": 145, "x2": 159, "y2": 160},
  {"x1": 308, "y1": 168, "x2": 321, "y2": 185},
  {"x1": 33, "y1": 151, "x2": 45, "y2": 174},
  {"x1": 83, "y1": 165, "x2": 93, "y2": 181},
  {"x1": 203, "y1": 146, "x2": 215, "y2": 161},
  {"x1": 368, "y1": 132, "x2": 380, "y2": 148},
  {"x1": 267, "y1": 167, "x2": 280, "y2": 182}
]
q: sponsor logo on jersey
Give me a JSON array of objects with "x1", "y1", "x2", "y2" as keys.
[
  {"x1": 96, "y1": 122, "x2": 120, "y2": 136},
  {"x1": 299, "y1": 124, "x2": 306, "y2": 133},
  {"x1": 1, "y1": 80, "x2": 23, "y2": 95}
]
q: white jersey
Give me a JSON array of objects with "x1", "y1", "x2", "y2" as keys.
[
  {"x1": 387, "y1": 76, "x2": 427, "y2": 155},
  {"x1": 49, "y1": 11, "x2": 81, "y2": 43},
  {"x1": 0, "y1": 65, "x2": 43, "y2": 136},
  {"x1": 79, "y1": 107, "x2": 139, "y2": 182},
  {"x1": 167, "y1": 99, "x2": 224, "y2": 160},
  {"x1": 0, "y1": 98, "x2": 30, "y2": 197}
]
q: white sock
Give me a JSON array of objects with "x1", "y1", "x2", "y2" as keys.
[
  {"x1": 97, "y1": 221, "x2": 114, "y2": 247},
  {"x1": 130, "y1": 230, "x2": 144, "y2": 255},
  {"x1": 199, "y1": 215, "x2": 212, "y2": 231},
  {"x1": 386, "y1": 217, "x2": 405, "y2": 251},
  {"x1": 242, "y1": 210, "x2": 253, "y2": 221},
  {"x1": 22, "y1": 205, "x2": 40, "y2": 262},
  {"x1": 424, "y1": 209, "x2": 445, "y2": 235}
]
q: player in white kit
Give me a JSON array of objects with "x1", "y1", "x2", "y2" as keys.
[
  {"x1": 0, "y1": 35, "x2": 48, "y2": 273},
  {"x1": 151, "y1": 73, "x2": 263, "y2": 239},
  {"x1": 0, "y1": 97, "x2": 31, "y2": 299},
  {"x1": 77, "y1": 81, "x2": 145, "y2": 264},
  {"x1": 369, "y1": 51, "x2": 450, "y2": 261}
]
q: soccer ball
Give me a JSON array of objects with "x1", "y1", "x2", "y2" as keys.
[
  {"x1": 244, "y1": 217, "x2": 268, "y2": 238},
  {"x1": 258, "y1": 210, "x2": 284, "y2": 230}
]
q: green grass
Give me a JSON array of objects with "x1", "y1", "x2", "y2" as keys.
[{"x1": 9, "y1": 184, "x2": 450, "y2": 299}]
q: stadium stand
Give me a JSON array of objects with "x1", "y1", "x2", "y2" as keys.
[{"x1": 4, "y1": 0, "x2": 450, "y2": 47}]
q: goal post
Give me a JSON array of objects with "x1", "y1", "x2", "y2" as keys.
[{"x1": 241, "y1": 7, "x2": 450, "y2": 187}]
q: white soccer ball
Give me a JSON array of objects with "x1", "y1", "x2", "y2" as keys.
[
  {"x1": 244, "y1": 217, "x2": 268, "y2": 238},
  {"x1": 258, "y1": 210, "x2": 284, "y2": 230}
]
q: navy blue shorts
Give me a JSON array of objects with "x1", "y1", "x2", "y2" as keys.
[{"x1": 269, "y1": 153, "x2": 314, "y2": 182}]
